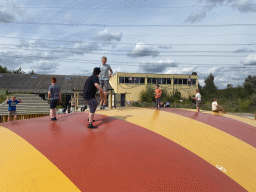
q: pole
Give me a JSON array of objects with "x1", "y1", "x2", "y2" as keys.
[{"x1": 110, "y1": 90, "x2": 112, "y2": 109}]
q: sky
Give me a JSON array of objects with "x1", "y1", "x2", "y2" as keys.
[{"x1": 0, "y1": 0, "x2": 256, "y2": 89}]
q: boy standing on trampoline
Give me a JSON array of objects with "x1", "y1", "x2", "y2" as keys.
[
  {"x1": 99, "y1": 56, "x2": 113, "y2": 109},
  {"x1": 5, "y1": 95, "x2": 22, "y2": 121},
  {"x1": 192, "y1": 89, "x2": 201, "y2": 112},
  {"x1": 154, "y1": 84, "x2": 162, "y2": 110},
  {"x1": 48, "y1": 77, "x2": 61, "y2": 121},
  {"x1": 83, "y1": 67, "x2": 108, "y2": 128}
]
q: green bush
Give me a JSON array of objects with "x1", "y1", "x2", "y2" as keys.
[
  {"x1": 131, "y1": 101, "x2": 142, "y2": 107},
  {"x1": 139, "y1": 85, "x2": 155, "y2": 103},
  {"x1": 239, "y1": 99, "x2": 251, "y2": 111}
]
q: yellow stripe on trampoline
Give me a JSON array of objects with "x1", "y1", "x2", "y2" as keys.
[
  {"x1": 0, "y1": 127, "x2": 80, "y2": 192},
  {"x1": 97, "y1": 108, "x2": 256, "y2": 192}
]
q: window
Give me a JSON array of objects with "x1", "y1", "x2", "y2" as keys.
[
  {"x1": 152, "y1": 78, "x2": 157, "y2": 84},
  {"x1": 147, "y1": 78, "x2": 152, "y2": 84},
  {"x1": 64, "y1": 76, "x2": 71, "y2": 80},
  {"x1": 134, "y1": 78, "x2": 140, "y2": 84},
  {"x1": 174, "y1": 78, "x2": 178, "y2": 84},
  {"x1": 30, "y1": 76, "x2": 38, "y2": 79},
  {"x1": 183, "y1": 79, "x2": 188, "y2": 85},
  {"x1": 161, "y1": 78, "x2": 166, "y2": 84},
  {"x1": 119, "y1": 77, "x2": 124, "y2": 83},
  {"x1": 192, "y1": 79, "x2": 197, "y2": 85},
  {"x1": 167, "y1": 78, "x2": 172, "y2": 84},
  {"x1": 157, "y1": 78, "x2": 162, "y2": 84},
  {"x1": 179, "y1": 79, "x2": 183, "y2": 84},
  {"x1": 125, "y1": 77, "x2": 130, "y2": 83},
  {"x1": 140, "y1": 78, "x2": 145, "y2": 84}
]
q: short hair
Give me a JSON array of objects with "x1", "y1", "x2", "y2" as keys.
[
  {"x1": 51, "y1": 77, "x2": 57, "y2": 83},
  {"x1": 102, "y1": 56, "x2": 107, "y2": 61},
  {"x1": 213, "y1": 98, "x2": 217, "y2": 101},
  {"x1": 11, "y1": 95, "x2": 16, "y2": 98},
  {"x1": 196, "y1": 89, "x2": 199, "y2": 92},
  {"x1": 156, "y1": 84, "x2": 159, "y2": 87}
]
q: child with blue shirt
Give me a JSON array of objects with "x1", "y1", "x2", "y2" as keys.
[{"x1": 5, "y1": 95, "x2": 22, "y2": 121}]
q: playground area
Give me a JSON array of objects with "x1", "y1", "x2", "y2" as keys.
[{"x1": 0, "y1": 108, "x2": 256, "y2": 192}]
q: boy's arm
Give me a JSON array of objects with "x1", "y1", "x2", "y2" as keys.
[
  {"x1": 48, "y1": 91, "x2": 51, "y2": 99},
  {"x1": 5, "y1": 96, "x2": 9, "y2": 104},
  {"x1": 108, "y1": 68, "x2": 113, "y2": 78},
  {"x1": 19, "y1": 99, "x2": 23, "y2": 103}
]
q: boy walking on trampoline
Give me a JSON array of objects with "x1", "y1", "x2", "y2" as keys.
[
  {"x1": 192, "y1": 89, "x2": 201, "y2": 112},
  {"x1": 83, "y1": 67, "x2": 108, "y2": 128},
  {"x1": 154, "y1": 84, "x2": 162, "y2": 110},
  {"x1": 48, "y1": 77, "x2": 61, "y2": 121}
]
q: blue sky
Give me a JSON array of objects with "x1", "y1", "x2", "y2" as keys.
[{"x1": 0, "y1": 0, "x2": 256, "y2": 89}]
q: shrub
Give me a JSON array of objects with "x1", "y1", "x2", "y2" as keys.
[{"x1": 239, "y1": 99, "x2": 251, "y2": 111}]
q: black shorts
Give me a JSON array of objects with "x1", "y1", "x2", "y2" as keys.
[
  {"x1": 50, "y1": 99, "x2": 59, "y2": 109},
  {"x1": 87, "y1": 98, "x2": 98, "y2": 113}
]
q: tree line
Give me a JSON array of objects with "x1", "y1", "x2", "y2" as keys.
[{"x1": 0, "y1": 65, "x2": 35, "y2": 74}]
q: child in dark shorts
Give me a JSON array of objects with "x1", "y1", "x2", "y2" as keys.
[
  {"x1": 48, "y1": 77, "x2": 61, "y2": 121},
  {"x1": 5, "y1": 95, "x2": 22, "y2": 121}
]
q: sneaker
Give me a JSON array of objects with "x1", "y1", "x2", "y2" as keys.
[
  {"x1": 100, "y1": 105, "x2": 103, "y2": 110},
  {"x1": 51, "y1": 118, "x2": 55, "y2": 121},
  {"x1": 54, "y1": 117, "x2": 57, "y2": 121},
  {"x1": 88, "y1": 124, "x2": 97, "y2": 129},
  {"x1": 87, "y1": 118, "x2": 95, "y2": 122}
]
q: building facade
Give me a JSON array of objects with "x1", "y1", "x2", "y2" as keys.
[{"x1": 109, "y1": 72, "x2": 198, "y2": 104}]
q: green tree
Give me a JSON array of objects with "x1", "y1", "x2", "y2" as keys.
[
  {"x1": 29, "y1": 70, "x2": 35, "y2": 74},
  {"x1": 0, "y1": 65, "x2": 9, "y2": 73},
  {"x1": 12, "y1": 67, "x2": 25, "y2": 74},
  {"x1": 139, "y1": 85, "x2": 155, "y2": 103},
  {"x1": 203, "y1": 73, "x2": 218, "y2": 95}
]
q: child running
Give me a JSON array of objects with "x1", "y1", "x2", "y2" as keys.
[
  {"x1": 212, "y1": 98, "x2": 227, "y2": 113},
  {"x1": 154, "y1": 84, "x2": 162, "y2": 110},
  {"x1": 5, "y1": 95, "x2": 22, "y2": 121}
]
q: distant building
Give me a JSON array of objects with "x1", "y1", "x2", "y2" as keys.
[
  {"x1": 0, "y1": 73, "x2": 88, "y2": 104},
  {"x1": 109, "y1": 72, "x2": 198, "y2": 106}
]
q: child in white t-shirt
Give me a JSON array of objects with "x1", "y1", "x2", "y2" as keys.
[
  {"x1": 192, "y1": 89, "x2": 201, "y2": 112},
  {"x1": 212, "y1": 98, "x2": 227, "y2": 113}
]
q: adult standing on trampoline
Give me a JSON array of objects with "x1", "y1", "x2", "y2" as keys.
[
  {"x1": 99, "y1": 56, "x2": 113, "y2": 109},
  {"x1": 83, "y1": 67, "x2": 108, "y2": 128}
]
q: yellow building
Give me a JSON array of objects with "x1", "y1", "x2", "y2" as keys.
[{"x1": 109, "y1": 72, "x2": 198, "y2": 106}]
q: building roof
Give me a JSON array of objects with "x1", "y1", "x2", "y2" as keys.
[{"x1": 0, "y1": 73, "x2": 89, "y2": 94}]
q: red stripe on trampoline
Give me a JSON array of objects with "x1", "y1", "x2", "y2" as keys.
[
  {"x1": 3, "y1": 113, "x2": 246, "y2": 192},
  {"x1": 161, "y1": 108, "x2": 256, "y2": 148}
]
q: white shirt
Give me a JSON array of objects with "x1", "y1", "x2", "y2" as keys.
[
  {"x1": 195, "y1": 93, "x2": 201, "y2": 101},
  {"x1": 212, "y1": 101, "x2": 218, "y2": 111},
  {"x1": 99, "y1": 64, "x2": 111, "y2": 80}
]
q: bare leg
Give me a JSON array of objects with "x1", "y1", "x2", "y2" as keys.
[
  {"x1": 8, "y1": 116, "x2": 11, "y2": 122},
  {"x1": 196, "y1": 106, "x2": 200, "y2": 112},
  {"x1": 103, "y1": 94, "x2": 107, "y2": 106},
  {"x1": 89, "y1": 113, "x2": 95, "y2": 123},
  {"x1": 50, "y1": 109, "x2": 54, "y2": 118},
  {"x1": 14, "y1": 115, "x2": 17, "y2": 121},
  {"x1": 99, "y1": 91, "x2": 104, "y2": 106},
  {"x1": 53, "y1": 108, "x2": 57, "y2": 118}
]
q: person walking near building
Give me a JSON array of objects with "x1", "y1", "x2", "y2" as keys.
[
  {"x1": 154, "y1": 84, "x2": 162, "y2": 110},
  {"x1": 48, "y1": 77, "x2": 61, "y2": 121},
  {"x1": 212, "y1": 98, "x2": 227, "y2": 113},
  {"x1": 192, "y1": 89, "x2": 201, "y2": 112},
  {"x1": 70, "y1": 98, "x2": 76, "y2": 112},
  {"x1": 99, "y1": 56, "x2": 113, "y2": 109},
  {"x1": 5, "y1": 95, "x2": 22, "y2": 121},
  {"x1": 83, "y1": 67, "x2": 108, "y2": 128}
]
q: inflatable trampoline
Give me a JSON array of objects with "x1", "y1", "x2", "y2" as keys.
[{"x1": 0, "y1": 108, "x2": 255, "y2": 192}]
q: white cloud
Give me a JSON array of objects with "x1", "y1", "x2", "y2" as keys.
[
  {"x1": 94, "y1": 29, "x2": 122, "y2": 42},
  {"x1": 127, "y1": 43, "x2": 160, "y2": 58},
  {"x1": 29, "y1": 61, "x2": 59, "y2": 74},
  {"x1": 242, "y1": 54, "x2": 256, "y2": 65},
  {"x1": 185, "y1": 0, "x2": 256, "y2": 23},
  {"x1": 140, "y1": 60, "x2": 178, "y2": 73}
]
